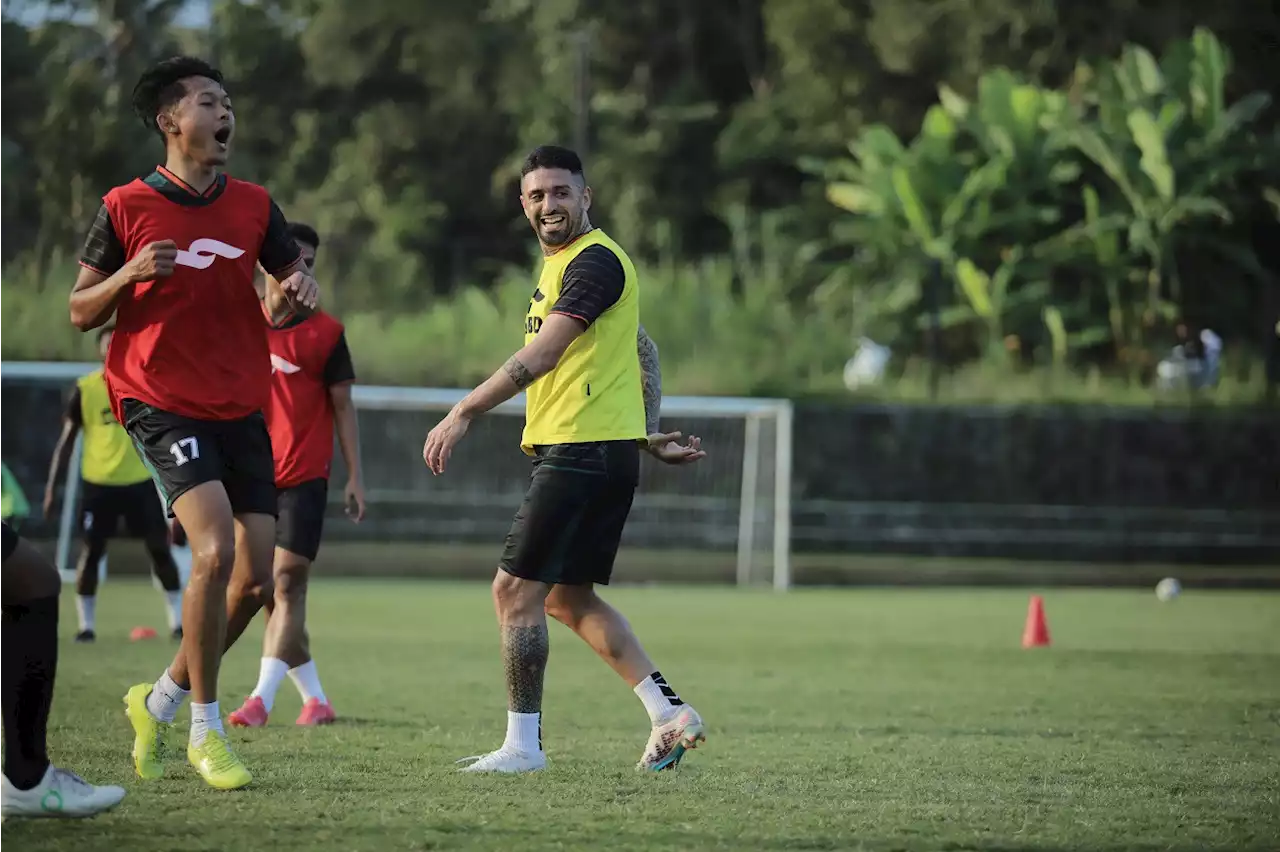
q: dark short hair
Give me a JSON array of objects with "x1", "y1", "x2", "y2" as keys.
[
  {"x1": 520, "y1": 145, "x2": 585, "y2": 181},
  {"x1": 132, "y1": 56, "x2": 224, "y2": 140},
  {"x1": 287, "y1": 223, "x2": 320, "y2": 251},
  {"x1": 96, "y1": 325, "x2": 115, "y2": 344}
]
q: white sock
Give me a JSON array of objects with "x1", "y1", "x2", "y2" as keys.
[
  {"x1": 287, "y1": 660, "x2": 327, "y2": 704},
  {"x1": 634, "y1": 671, "x2": 683, "y2": 724},
  {"x1": 250, "y1": 657, "x2": 290, "y2": 711},
  {"x1": 190, "y1": 701, "x2": 223, "y2": 745},
  {"x1": 163, "y1": 590, "x2": 183, "y2": 630},
  {"x1": 76, "y1": 596, "x2": 96, "y2": 633},
  {"x1": 145, "y1": 669, "x2": 189, "y2": 723},
  {"x1": 503, "y1": 711, "x2": 542, "y2": 754}
]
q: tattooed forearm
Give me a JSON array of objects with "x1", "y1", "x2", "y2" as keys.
[
  {"x1": 637, "y1": 324, "x2": 662, "y2": 434},
  {"x1": 503, "y1": 355, "x2": 536, "y2": 390},
  {"x1": 502, "y1": 623, "x2": 549, "y2": 714}
]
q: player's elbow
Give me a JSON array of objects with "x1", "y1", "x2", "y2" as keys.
[
  {"x1": 69, "y1": 301, "x2": 103, "y2": 332},
  {"x1": 69, "y1": 305, "x2": 93, "y2": 331},
  {"x1": 524, "y1": 341, "x2": 570, "y2": 377}
]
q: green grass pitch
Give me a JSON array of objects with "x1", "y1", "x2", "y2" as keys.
[{"x1": 6, "y1": 579, "x2": 1278, "y2": 851}]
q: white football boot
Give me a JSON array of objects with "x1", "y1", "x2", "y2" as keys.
[
  {"x1": 456, "y1": 748, "x2": 547, "y2": 774},
  {"x1": 2, "y1": 765, "x2": 126, "y2": 819},
  {"x1": 638, "y1": 705, "x2": 706, "y2": 771}
]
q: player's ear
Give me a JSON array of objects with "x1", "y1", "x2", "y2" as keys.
[
  {"x1": 155, "y1": 112, "x2": 178, "y2": 136},
  {"x1": 581, "y1": 185, "x2": 592, "y2": 212}
]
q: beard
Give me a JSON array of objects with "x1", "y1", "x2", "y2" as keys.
[{"x1": 536, "y1": 210, "x2": 581, "y2": 247}]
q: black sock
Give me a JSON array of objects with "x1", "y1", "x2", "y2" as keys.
[{"x1": 2, "y1": 596, "x2": 59, "y2": 790}]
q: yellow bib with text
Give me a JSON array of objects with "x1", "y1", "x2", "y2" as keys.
[
  {"x1": 77, "y1": 370, "x2": 151, "y2": 486},
  {"x1": 520, "y1": 230, "x2": 645, "y2": 453}
]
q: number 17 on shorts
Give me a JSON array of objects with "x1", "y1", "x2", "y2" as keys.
[
  {"x1": 121, "y1": 400, "x2": 279, "y2": 518},
  {"x1": 169, "y1": 436, "x2": 201, "y2": 466},
  {"x1": 123, "y1": 400, "x2": 231, "y2": 514}
]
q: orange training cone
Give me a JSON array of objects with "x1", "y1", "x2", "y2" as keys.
[
  {"x1": 1021, "y1": 595, "x2": 1050, "y2": 648},
  {"x1": 130, "y1": 626, "x2": 158, "y2": 641}
]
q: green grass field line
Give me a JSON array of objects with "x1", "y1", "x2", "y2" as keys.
[{"x1": 5, "y1": 581, "x2": 1277, "y2": 850}]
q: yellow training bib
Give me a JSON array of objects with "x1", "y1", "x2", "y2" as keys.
[
  {"x1": 520, "y1": 230, "x2": 645, "y2": 454},
  {"x1": 77, "y1": 370, "x2": 151, "y2": 486}
]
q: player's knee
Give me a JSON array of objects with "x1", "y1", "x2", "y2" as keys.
[
  {"x1": 544, "y1": 586, "x2": 597, "y2": 628},
  {"x1": 229, "y1": 571, "x2": 274, "y2": 610},
  {"x1": 274, "y1": 559, "x2": 309, "y2": 605},
  {"x1": 544, "y1": 593, "x2": 585, "y2": 629},
  {"x1": 543, "y1": 597, "x2": 574, "y2": 628},
  {"x1": 491, "y1": 569, "x2": 543, "y2": 617},
  {"x1": 191, "y1": 538, "x2": 236, "y2": 585}
]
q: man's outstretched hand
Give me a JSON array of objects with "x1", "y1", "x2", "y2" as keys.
[
  {"x1": 645, "y1": 431, "x2": 706, "y2": 465},
  {"x1": 423, "y1": 408, "x2": 472, "y2": 475}
]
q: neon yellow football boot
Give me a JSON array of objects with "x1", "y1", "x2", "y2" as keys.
[
  {"x1": 122, "y1": 683, "x2": 170, "y2": 780},
  {"x1": 187, "y1": 730, "x2": 252, "y2": 790}
]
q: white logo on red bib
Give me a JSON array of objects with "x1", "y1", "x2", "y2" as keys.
[
  {"x1": 174, "y1": 238, "x2": 246, "y2": 270},
  {"x1": 270, "y1": 354, "x2": 301, "y2": 375}
]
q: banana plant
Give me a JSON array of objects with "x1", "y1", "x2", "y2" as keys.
[
  {"x1": 1042, "y1": 304, "x2": 1113, "y2": 368},
  {"x1": 1067, "y1": 28, "x2": 1271, "y2": 318},
  {"x1": 817, "y1": 27, "x2": 1274, "y2": 374},
  {"x1": 824, "y1": 68, "x2": 1073, "y2": 357}
]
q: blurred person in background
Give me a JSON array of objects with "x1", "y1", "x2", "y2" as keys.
[
  {"x1": 43, "y1": 325, "x2": 184, "y2": 643},
  {"x1": 229, "y1": 222, "x2": 364, "y2": 729}
]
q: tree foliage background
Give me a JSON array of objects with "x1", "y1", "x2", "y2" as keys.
[{"x1": 2, "y1": 0, "x2": 1278, "y2": 400}]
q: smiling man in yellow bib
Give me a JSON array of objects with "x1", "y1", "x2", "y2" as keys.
[{"x1": 424, "y1": 145, "x2": 708, "y2": 774}]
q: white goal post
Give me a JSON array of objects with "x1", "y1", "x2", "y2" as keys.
[{"x1": 3, "y1": 362, "x2": 793, "y2": 590}]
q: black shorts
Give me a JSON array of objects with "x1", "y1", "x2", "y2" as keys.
[
  {"x1": 276, "y1": 478, "x2": 328, "y2": 562},
  {"x1": 80, "y1": 480, "x2": 168, "y2": 543},
  {"x1": 121, "y1": 398, "x2": 277, "y2": 518},
  {"x1": 500, "y1": 440, "x2": 640, "y2": 586},
  {"x1": 1, "y1": 521, "x2": 17, "y2": 563}
]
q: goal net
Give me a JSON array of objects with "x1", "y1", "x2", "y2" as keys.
[
  {"x1": 331, "y1": 387, "x2": 792, "y2": 589},
  {"x1": 4, "y1": 363, "x2": 793, "y2": 589}
]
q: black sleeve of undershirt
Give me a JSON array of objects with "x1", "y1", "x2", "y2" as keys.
[
  {"x1": 64, "y1": 386, "x2": 83, "y2": 427},
  {"x1": 79, "y1": 205, "x2": 126, "y2": 276},
  {"x1": 323, "y1": 333, "x2": 356, "y2": 386},
  {"x1": 550, "y1": 245, "x2": 626, "y2": 327},
  {"x1": 259, "y1": 198, "x2": 304, "y2": 278}
]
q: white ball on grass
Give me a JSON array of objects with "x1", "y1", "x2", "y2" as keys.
[{"x1": 1155, "y1": 577, "x2": 1181, "y2": 602}]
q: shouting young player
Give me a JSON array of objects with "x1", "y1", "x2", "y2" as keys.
[
  {"x1": 69, "y1": 56, "x2": 319, "y2": 791},
  {"x1": 2, "y1": 522, "x2": 126, "y2": 818},
  {"x1": 424, "y1": 146, "x2": 707, "y2": 773},
  {"x1": 43, "y1": 325, "x2": 185, "y2": 642},
  {"x1": 229, "y1": 223, "x2": 364, "y2": 728}
]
